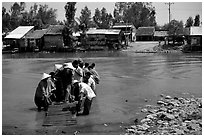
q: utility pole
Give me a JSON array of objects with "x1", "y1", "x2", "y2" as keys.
[
  {"x1": 165, "y1": 2, "x2": 174, "y2": 45},
  {"x1": 165, "y1": 2, "x2": 174, "y2": 24}
]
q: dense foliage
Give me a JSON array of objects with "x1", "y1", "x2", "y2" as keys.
[
  {"x1": 2, "y1": 2, "x2": 201, "y2": 43},
  {"x1": 2, "y1": 2, "x2": 58, "y2": 32},
  {"x1": 93, "y1": 7, "x2": 113, "y2": 29},
  {"x1": 113, "y1": 2, "x2": 156, "y2": 28},
  {"x1": 63, "y1": 2, "x2": 77, "y2": 47},
  {"x1": 78, "y1": 6, "x2": 92, "y2": 32},
  {"x1": 185, "y1": 15, "x2": 200, "y2": 28}
]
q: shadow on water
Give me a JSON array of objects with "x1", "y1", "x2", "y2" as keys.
[{"x1": 2, "y1": 51, "x2": 202, "y2": 134}]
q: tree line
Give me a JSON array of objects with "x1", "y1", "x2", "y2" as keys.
[
  {"x1": 2, "y1": 2, "x2": 201, "y2": 46},
  {"x1": 2, "y1": 2, "x2": 158, "y2": 32}
]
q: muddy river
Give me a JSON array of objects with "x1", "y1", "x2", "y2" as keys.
[{"x1": 2, "y1": 51, "x2": 202, "y2": 134}]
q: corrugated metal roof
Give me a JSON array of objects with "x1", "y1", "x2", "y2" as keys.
[
  {"x1": 113, "y1": 22, "x2": 135, "y2": 29},
  {"x1": 113, "y1": 25, "x2": 134, "y2": 28},
  {"x1": 26, "y1": 29, "x2": 47, "y2": 39},
  {"x1": 86, "y1": 29, "x2": 121, "y2": 35},
  {"x1": 136, "y1": 27, "x2": 155, "y2": 36},
  {"x1": 5, "y1": 26, "x2": 34, "y2": 39}
]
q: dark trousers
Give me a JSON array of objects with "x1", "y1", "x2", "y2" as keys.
[
  {"x1": 34, "y1": 96, "x2": 49, "y2": 111},
  {"x1": 83, "y1": 98, "x2": 92, "y2": 115}
]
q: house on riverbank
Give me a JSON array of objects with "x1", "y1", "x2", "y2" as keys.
[
  {"x1": 112, "y1": 23, "x2": 136, "y2": 42},
  {"x1": 5, "y1": 26, "x2": 34, "y2": 52},
  {"x1": 136, "y1": 27, "x2": 155, "y2": 41},
  {"x1": 25, "y1": 29, "x2": 47, "y2": 51},
  {"x1": 44, "y1": 25, "x2": 65, "y2": 51},
  {"x1": 182, "y1": 26, "x2": 202, "y2": 52},
  {"x1": 85, "y1": 29, "x2": 123, "y2": 50},
  {"x1": 154, "y1": 30, "x2": 168, "y2": 41}
]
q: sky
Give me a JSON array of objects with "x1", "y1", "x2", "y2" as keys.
[{"x1": 1, "y1": 0, "x2": 203, "y2": 26}]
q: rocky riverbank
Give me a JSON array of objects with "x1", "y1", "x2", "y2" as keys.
[{"x1": 125, "y1": 94, "x2": 202, "y2": 135}]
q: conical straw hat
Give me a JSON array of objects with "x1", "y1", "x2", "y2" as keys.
[
  {"x1": 54, "y1": 64, "x2": 62, "y2": 71},
  {"x1": 63, "y1": 62, "x2": 75, "y2": 70},
  {"x1": 41, "y1": 73, "x2": 51, "y2": 80}
]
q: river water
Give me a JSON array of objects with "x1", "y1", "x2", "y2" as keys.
[{"x1": 2, "y1": 51, "x2": 202, "y2": 134}]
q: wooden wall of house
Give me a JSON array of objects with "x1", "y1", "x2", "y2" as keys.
[
  {"x1": 44, "y1": 35, "x2": 64, "y2": 50},
  {"x1": 136, "y1": 36, "x2": 154, "y2": 41}
]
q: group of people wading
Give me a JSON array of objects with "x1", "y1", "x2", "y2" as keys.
[{"x1": 34, "y1": 58, "x2": 100, "y2": 116}]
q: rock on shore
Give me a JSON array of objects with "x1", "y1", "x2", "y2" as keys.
[{"x1": 125, "y1": 95, "x2": 202, "y2": 135}]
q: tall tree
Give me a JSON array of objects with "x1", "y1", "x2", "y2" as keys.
[
  {"x1": 101, "y1": 7, "x2": 109, "y2": 28},
  {"x1": 194, "y1": 14, "x2": 200, "y2": 26},
  {"x1": 64, "y1": 2, "x2": 76, "y2": 47},
  {"x1": 36, "y1": 4, "x2": 57, "y2": 27},
  {"x1": 10, "y1": 2, "x2": 24, "y2": 30},
  {"x1": 113, "y1": 2, "x2": 156, "y2": 28},
  {"x1": 114, "y1": 2, "x2": 133, "y2": 24},
  {"x1": 93, "y1": 8, "x2": 101, "y2": 28},
  {"x1": 2, "y1": 3, "x2": 58, "y2": 31},
  {"x1": 167, "y1": 19, "x2": 184, "y2": 45},
  {"x1": 185, "y1": 16, "x2": 193, "y2": 28},
  {"x1": 79, "y1": 6, "x2": 91, "y2": 32},
  {"x1": 64, "y1": 2, "x2": 76, "y2": 27},
  {"x1": 2, "y1": 7, "x2": 11, "y2": 32},
  {"x1": 93, "y1": 7, "x2": 113, "y2": 29}
]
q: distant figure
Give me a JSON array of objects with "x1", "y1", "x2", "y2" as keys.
[{"x1": 34, "y1": 73, "x2": 55, "y2": 111}]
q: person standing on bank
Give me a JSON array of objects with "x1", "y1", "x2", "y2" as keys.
[{"x1": 34, "y1": 73, "x2": 55, "y2": 111}]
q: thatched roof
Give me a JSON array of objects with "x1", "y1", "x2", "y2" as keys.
[
  {"x1": 26, "y1": 29, "x2": 47, "y2": 39},
  {"x1": 45, "y1": 25, "x2": 65, "y2": 35}
]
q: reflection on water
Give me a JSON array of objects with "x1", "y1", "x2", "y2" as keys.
[{"x1": 2, "y1": 51, "x2": 202, "y2": 133}]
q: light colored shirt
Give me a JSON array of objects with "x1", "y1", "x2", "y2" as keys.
[
  {"x1": 73, "y1": 67, "x2": 83, "y2": 82},
  {"x1": 79, "y1": 82, "x2": 96, "y2": 100},
  {"x1": 88, "y1": 76, "x2": 96, "y2": 92}
]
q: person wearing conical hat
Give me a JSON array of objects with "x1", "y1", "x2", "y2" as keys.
[
  {"x1": 61, "y1": 62, "x2": 75, "y2": 102},
  {"x1": 34, "y1": 73, "x2": 55, "y2": 111},
  {"x1": 54, "y1": 64, "x2": 63, "y2": 72}
]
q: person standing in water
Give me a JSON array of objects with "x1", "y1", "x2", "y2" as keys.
[
  {"x1": 34, "y1": 73, "x2": 55, "y2": 111},
  {"x1": 88, "y1": 63, "x2": 100, "y2": 84}
]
